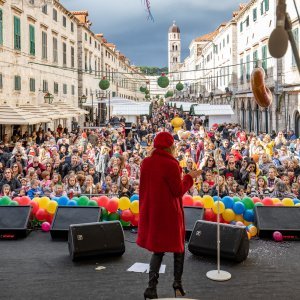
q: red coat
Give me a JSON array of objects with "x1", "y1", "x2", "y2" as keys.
[{"x1": 137, "y1": 149, "x2": 193, "y2": 253}]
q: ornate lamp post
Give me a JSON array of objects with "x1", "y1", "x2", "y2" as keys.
[{"x1": 44, "y1": 92, "x2": 54, "y2": 104}]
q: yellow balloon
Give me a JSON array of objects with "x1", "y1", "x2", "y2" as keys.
[
  {"x1": 295, "y1": 203, "x2": 300, "y2": 207},
  {"x1": 193, "y1": 196, "x2": 202, "y2": 202},
  {"x1": 118, "y1": 197, "x2": 131, "y2": 210},
  {"x1": 282, "y1": 198, "x2": 294, "y2": 207},
  {"x1": 235, "y1": 214, "x2": 244, "y2": 222},
  {"x1": 46, "y1": 200, "x2": 58, "y2": 214},
  {"x1": 38, "y1": 197, "x2": 50, "y2": 209},
  {"x1": 130, "y1": 200, "x2": 139, "y2": 214},
  {"x1": 222, "y1": 209, "x2": 235, "y2": 222},
  {"x1": 272, "y1": 198, "x2": 281, "y2": 204},
  {"x1": 203, "y1": 195, "x2": 214, "y2": 209},
  {"x1": 212, "y1": 201, "x2": 225, "y2": 214},
  {"x1": 248, "y1": 225, "x2": 258, "y2": 237},
  {"x1": 247, "y1": 231, "x2": 252, "y2": 240},
  {"x1": 32, "y1": 197, "x2": 40, "y2": 203}
]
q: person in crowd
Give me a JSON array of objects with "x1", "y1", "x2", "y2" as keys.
[{"x1": 27, "y1": 179, "x2": 43, "y2": 199}]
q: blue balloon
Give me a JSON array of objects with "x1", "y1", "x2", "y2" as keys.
[
  {"x1": 230, "y1": 221, "x2": 236, "y2": 225},
  {"x1": 222, "y1": 196, "x2": 234, "y2": 209},
  {"x1": 52, "y1": 197, "x2": 59, "y2": 202},
  {"x1": 213, "y1": 196, "x2": 221, "y2": 201},
  {"x1": 130, "y1": 194, "x2": 139, "y2": 202},
  {"x1": 67, "y1": 200, "x2": 77, "y2": 206},
  {"x1": 243, "y1": 209, "x2": 254, "y2": 222},
  {"x1": 58, "y1": 196, "x2": 69, "y2": 206},
  {"x1": 233, "y1": 201, "x2": 245, "y2": 215},
  {"x1": 293, "y1": 198, "x2": 300, "y2": 205}
]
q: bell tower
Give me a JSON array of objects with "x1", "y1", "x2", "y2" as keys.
[{"x1": 168, "y1": 21, "x2": 181, "y2": 73}]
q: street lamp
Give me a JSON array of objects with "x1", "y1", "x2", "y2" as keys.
[
  {"x1": 44, "y1": 92, "x2": 54, "y2": 104},
  {"x1": 79, "y1": 94, "x2": 87, "y2": 107}
]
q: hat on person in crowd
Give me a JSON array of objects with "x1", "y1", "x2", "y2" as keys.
[{"x1": 153, "y1": 132, "x2": 174, "y2": 149}]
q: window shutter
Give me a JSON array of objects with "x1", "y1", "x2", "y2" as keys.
[{"x1": 0, "y1": 10, "x2": 3, "y2": 45}]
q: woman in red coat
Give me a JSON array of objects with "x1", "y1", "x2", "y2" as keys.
[{"x1": 137, "y1": 132, "x2": 201, "y2": 299}]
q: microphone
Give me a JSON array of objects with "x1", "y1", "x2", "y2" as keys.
[{"x1": 269, "y1": 0, "x2": 289, "y2": 58}]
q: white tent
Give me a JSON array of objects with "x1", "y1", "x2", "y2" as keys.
[{"x1": 111, "y1": 102, "x2": 150, "y2": 123}]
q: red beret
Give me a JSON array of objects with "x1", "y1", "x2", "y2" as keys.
[{"x1": 154, "y1": 132, "x2": 174, "y2": 149}]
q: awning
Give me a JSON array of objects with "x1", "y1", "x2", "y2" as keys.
[
  {"x1": 52, "y1": 101, "x2": 88, "y2": 116},
  {"x1": 19, "y1": 104, "x2": 61, "y2": 120},
  {"x1": 111, "y1": 102, "x2": 150, "y2": 116},
  {"x1": 0, "y1": 103, "x2": 51, "y2": 125},
  {"x1": 193, "y1": 104, "x2": 234, "y2": 116}
]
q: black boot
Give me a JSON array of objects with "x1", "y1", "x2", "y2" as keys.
[
  {"x1": 144, "y1": 253, "x2": 164, "y2": 300},
  {"x1": 173, "y1": 252, "x2": 186, "y2": 297}
]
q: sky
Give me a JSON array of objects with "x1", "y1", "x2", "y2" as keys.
[{"x1": 61, "y1": 0, "x2": 243, "y2": 67}]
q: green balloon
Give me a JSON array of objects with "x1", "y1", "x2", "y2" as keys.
[
  {"x1": 120, "y1": 220, "x2": 131, "y2": 227},
  {"x1": 87, "y1": 200, "x2": 98, "y2": 207},
  {"x1": 233, "y1": 196, "x2": 241, "y2": 202},
  {"x1": 108, "y1": 212, "x2": 120, "y2": 221},
  {"x1": 101, "y1": 207, "x2": 109, "y2": 221},
  {"x1": 77, "y1": 196, "x2": 89, "y2": 206},
  {"x1": 9, "y1": 200, "x2": 19, "y2": 206},
  {"x1": 242, "y1": 197, "x2": 254, "y2": 209},
  {"x1": 0, "y1": 196, "x2": 11, "y2": 206},
  {"x1": 72, "y1": 197, "x2": 79, "y2": 202},
  {"x1": 255, "y1": 202, "x2": 264, "y2": 206}
]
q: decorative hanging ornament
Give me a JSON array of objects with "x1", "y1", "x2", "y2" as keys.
[
  {"x1": 166, "y1": 90, "x2": 174, "y2": 98},
  {"x1": 157, "y1": 73, "x2": 169, "y2": 88},
  {"x1": 140, "y1": 86, "x2": 147, "y2": 93},
  {"x1": 99, "y1": 77, "x2": 110, "y2": 90},
  {"x1": 176, "y1": 82, "x2": 184, "y2": 91}
]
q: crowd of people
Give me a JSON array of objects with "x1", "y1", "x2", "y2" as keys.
[{"x1": 0, "y1": 102, "x2": 299, "y2": 201}]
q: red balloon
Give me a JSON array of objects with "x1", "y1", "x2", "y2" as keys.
[
  {"x1": 97, "y1": 196, "x2": 109, "y2": 208},
  {"x1": 204, "y1": 209, "x2": 215, "y2": 221},
  {"x1": 252, "y1": 197, "x2": 261, "y2": 203},
  {"x1": 275, "y1": 202, "x2": 283, "y2": 206},
  {"x1": 14, "y1": 197, "x2": 21, "y2": 204},
  {"x1": 131, "y1": 214, "x2": 139, "y2": 226},
  {"x1": 121, "y1": 209, "x2": 134, "y2": 222},
  {"x1": 106, "y1": 198, "x2": 119, "y2": 213},
  {"x1": 182, "y1": 195, "x2": 194, "y2": 206},
  {"x1": 45, "y1": 212, "x2": 54, "y2": 224},
  {"x1": 19, "y1": 196, "x2": 31, "y2": 205},
  {"x1": 29, "y1": 200, "x2": 39, "y2": 214},
  {"x1": 193, "y1": 201, "x2": 204, "y2": 207},
  {"x1": 262, "y1": 197, "x2": 273, "y2": 206},
  {"x1": 36, "y1": 208, "x2": 47, "y2": 221}
]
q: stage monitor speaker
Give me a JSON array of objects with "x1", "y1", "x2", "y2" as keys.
[
  {"x1": 184, "y1": 206, "x2": 204, "y2": 241},
  {"x1": 0, "y1": 205, "x2": 32, "y2": 238},
  {"x1": 188, "y1": 220, "x2": 249, "y2": 262},
  {"x1": 50, "y1": 206, "x2": 101, "y2": 240},
  {"x1": 255, "y1": 206, "x2": 300, "y2": 238},
  {"x1": 68, "y1": 221, "x2": 125, "y2": 261}
]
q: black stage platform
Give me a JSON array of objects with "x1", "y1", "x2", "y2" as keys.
[{"x1": 0, "y1": 230, "x2": 299, "y2": 300}]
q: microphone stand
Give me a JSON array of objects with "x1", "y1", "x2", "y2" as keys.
[{"x1": 206, "y1": 149, "x2": 231, "y2": 281}]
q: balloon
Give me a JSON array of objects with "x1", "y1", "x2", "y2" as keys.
[
  {"x1": 38, "y1": 197, "x2": 50, "y2": 209},
  {"x1": 0, "y1": 196, "x2": 11, "y2": 205},
  {"x1": 71, "y1": 197, "x2": 78, "y2": 203},
  {"x1": 14, "y1": 197, "x2": 21, "y2": 203},
  {"x1": 120, "y1": 220, "x2": 131, "y2": 227},
  {"x1": 293, "y1": 199, "x2": 300, "y2": 205},
  {"x1": 36, "y1": 208, "x2": 47, "y2": 221},
  {"x1": 97, "y1": 196, "x2": 109, "y2": 208},
  {"x1": 233, "y1": 196, "x2": 241, "y2": 202},
  {"x1": 9, "y1": 200, "x2": 19, "y2": 206},
  {"x1": 130, "y1": 194, "x2": 139, "y2": 202},
  {"x1": 19, "y1": 196, "x2": 31, "y2": 205},
  {"x1": 87, "y1": 200, "x2": 98, "y2": 206},
  {"x1": 275, "y1": 202, "x2": 283, "y2": 206},
  {"x1": 204, "y1": 209, "x2": 215, "y2": 221},
  {"x1": 272, "y1": 198, "x2": 281, "y2": 204},
  {"x1": 262, "y1": 197, "x2": 273, "y2": 206},
  {"x1": 248, "y1": 225, "x2": 257, "y2": 237},
  {"x1": 108, "y1": 212, "x2": 120, "y2": 221},
  {"x1": 212, "y1": 201, "x2": 225, "y2": 214},
  {"x1": 213, "y1": 196, "x2": 221, "y2": 201},
  {"x1": 242, "y1": 197, "x2": 254, "y2": 209},
  {"x1": 282, "y1": 198, "x2": 294, "y2": 207},
  {"x1": 252, "y1": 197, "x2": 261, "y2": 203},
  {"x1": 58, "y1": 196, "x2": 69, "y2": 206},
  {"x1": 121, "y1": 209, "x2": 134, "y2": 222},
  {"x1": 101, "y1": 207, "x2": 109, "y2": 220},
  {"x1": 222, "y1": 209, "x2": 235, "y2": 222},
  {"x1": 236, "y1": 221, "x2": 245, "y2": 227},
  {"x1": 295, "y1": 203, "x2": 300, "y2": 207},
  {"x1": 222, "y1": 196, "x2": 234, "y2": 209},
  {"x1": 273, "y1": 231, "x2": 283, "y2": 242},
  {"x1": 233, "y1": 201, "x2": 245, "y2": 215},
  {"x1": 234, "y1": 214, "x2": 244, "y2": 222},
  {"x1": 67, "y1": 200, "x2": 77, "y2": 206},
  {"x1": 46, "y1": 200, "x2": 58, "y2": 214},
  {"x1": 130, "y1": 200, "x2": 139, "y2": 214},
  {"x1": 193, "y1": 200, "x2": 204, "y2": 207},
  {"x1": 118, "y1": 197, "x2": 131, "y2": 210},
  {"x1": 203, "y1": 195, "x2": 214, "y2": 209},
  {"x1": 193, "y1": 196, "x2": 202, "y2": 202},
  {"x1": 41, "y1": 222, "x2": 51, "y2": 232},
  {"x1": 182, "y1": 195, "x2": 194, "y2": 206},
  {"x1": 77, "y1": 196, "x2": 89, "y2": 206},
  {"x1": 29, "y1": 200, "x2": 39, "y2": 214},
  {"x1": 243, "y1": 209, "x2": 254, "y2": 222},
  {"x1": 255, "y1": 202, "x2": 264, "y2": 206},
  {"x1": 244, "y1": 221, "x2": 252, "y2": 226},
  {"x1": 106, "y1": 198, "x2": 119, "y2": 213},
  {"x1": 247, "y1": 231, "x2": 252, "y2": 240},
  {"x1": 131, "y1": 214, "x2": 139, "y2": 226}
]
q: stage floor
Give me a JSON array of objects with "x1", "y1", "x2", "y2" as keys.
[{"x1": 0, "y1": 230, "x2": 299, "y2": 300}]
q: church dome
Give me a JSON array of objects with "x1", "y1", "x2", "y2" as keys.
[{"x1": 169, "y1": 21, "x2": 180, "y2": 33}]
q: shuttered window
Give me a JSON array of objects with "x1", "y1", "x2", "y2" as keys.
[
  {"x1": 29, "y1": 25, "x2": 35, "y2": 55},
  {"x1": 14, "y1": 16, "x2": 21, "y2": 50}
]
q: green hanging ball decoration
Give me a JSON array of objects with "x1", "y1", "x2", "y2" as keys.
[
  {"x1": 166, "y1": 90, "x2": 174, "y2": 98},
  {"x1": 157, "y1": 73, "x2": 169, "y2": 88},
  {"x1": 140, "y1": 86, "x2": 147, "y2": 93},
  {"x1": 99, "y1": 77, "x2": 110, "y2": 90},
  {"x1": 176, "y1": 82, "x2": 184, "y2": 91}
]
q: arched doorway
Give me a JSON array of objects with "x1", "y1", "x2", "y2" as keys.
[{"x1": 295, "y1": 111, "x2": 300, "y2": 137}]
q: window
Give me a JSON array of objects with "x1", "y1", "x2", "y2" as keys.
[
  {"x1": 227, "y1": 34, "x2": 229, "y2": 44},
  {"x1": 89, "y1": 36, "x2": 92, "y2": 44},
  {"x1": 253, "y1": 50, "x2": 258, "y2": 68},
  {"x1": 261, "y1": 0, "x2": 269, "y2": 15},
  {"x1": 262, "y1": 45, "x2": 268, "y2": 72},
  {"x1": 71, "y1": 22, "x2": 74, "y2": 32},
  {"x1": 14, "y1": 75, "x2": 21, "y2": 91},
  {"x1": 265, "y1": 0, "x2": 269, "y2": 12},
  {"x1": 42, "y1": 80, "x2": 48, "y2": 92},
  {"x1": 245, "y1": 16, "x2": 249, "y2": 27},
  {"x1": 253, "y1": 8, "x2": 257, "y2": 21},
  {"x1": 223, "y1": 39, "x2": 225, "y2": 47},
  {"x1": 63, "y1": 42, "x2": 67, "y2": 66},
  {"x1": 246, "y1": 55, "x2": 250, "y2": 81},
  {"x1": 42, "y1": 31, "x2": 47, "y2": 59},
  {"x1": 292, "y1": 28, "x2": 299, "y2": 67},
  {"x1": 71, "y1": 85, "x2": 75, "y2": 95},
  {"x1": 62, "y1": 16, "x2": 66, "y2": 27},
  {"x1": 53, "y1": 37, "x2": 58, "y2": 63},
  {"x1": 95, "y1": 41, "x2": 97, "y2": 48},
  {"x1": 85, "y1": 32, "x2": 87, "y2": 41},
  {"x1": 29, "y1": 25, "x2": 35, "y2": 56},
  {"x1": 14, "y1": 16, "x2": 21, "y2": 50},
  {"x1": 71, "y1": 46, "x2": 74, "y2": 68},
  {"x1": 0, "y1": 9, "x2": 3, "y2": 45},
  {"x1": 63, "y1": 84, "x2": 67, "y2": 94},
  {"x1": 29, "y1": 78, "x2": 35, "y2": 92},
  {"x1": 42, "y1": 5, "x2": 47, "y2": 14},
  {"x1": 240, "y1": 58, "x2": 244, "y2": 84},
  {"x1": 240, "y1": 22, "x2": 243, "y2": 32},
  {"x1": 54, "y1": 82, "x2": 58, "y2": 94},
  {"x1": 53, "y1": 9, "x2": 57, "y2": 21},
  {"x1": 0, "y1": 73, "x2": 3, "y2": 89}
]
